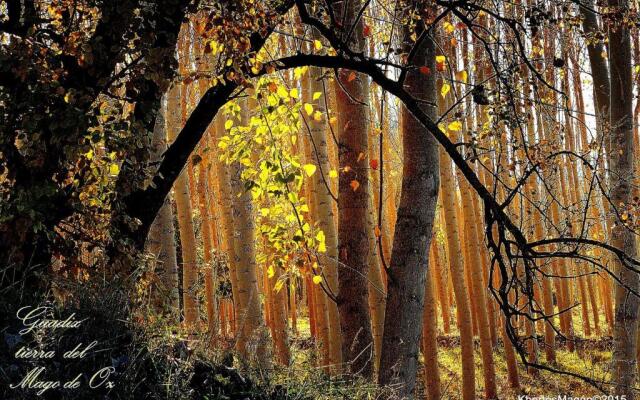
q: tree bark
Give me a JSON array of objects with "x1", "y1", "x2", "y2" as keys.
[
  {"x1": 145, "y1": 99, "x2": 180, "y2": 318},
  {"x1": 378, "y1": 24, "x2": 439, "y2": 397},
  {"x1": 334, "y1": 0, "x2": 375, "y2": 379},
  {"x1": 229, "y1": 100, "x2": 270, "y2": 367},
  {"x1": 608, "y1": 0, "x2": 639, "y2": 395},
  {"x1": 167, "y1": 83, "x2": 200, "y2": 327}
]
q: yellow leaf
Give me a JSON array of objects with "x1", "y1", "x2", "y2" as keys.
[
  {"x1": 314, "y1": 40, "x2": 323, "y2": 51},
  {"x1": 440, "y1": 82, "x2": 451, "y2": 97},
  {"x1": 312, "y1": 91, "x2": 322, "y2": 100},
  {"x1": 444, "y1": 21, "x2": 455, "y2": 34},
  {"x1": 224, "y1": 119, "x2": 233, "y2": 130},
  {"x1": 267, "y1": 264, "x2": 275, "y2": 278},
  {"x1": 435, "y1": 55, "x2": 446, "y2": 64},
  {"x1": 260, "y1": 208, "x2": 270, "y2": 216},
  {"x1": 294, "y1": 66, "x2": 308, "y2": 79},
  {"x1": 277, "y1": 85, "x2": 289, "y2": 99},
  {"x1": 303, "y1": 164, "x2": 317, "y2": 177},
  {"x1": 208, "y1": 40, "x2": 220, "y2": 54},
  {"x1": 109, "y1": 163, "x2": 120, "y2": 176},
  {"x1": 313, "y1": 110, "x2": 323, "y2": 122},
  {"x1": 304, "y1": 103, "x2": 313, "y2": 116},
  {"x1": 329, "y1": 116, "x2": 337, "y2": 125},
  {"x1": 447, "y1": 120, "x2": 462, "y2": 131},
  {"x1": 274, "y1": 280, "x2": 284, "y2": 292},
  {"x1": 289, "y1": 88, "x2": 299, "y2": 99},
  {"x1": 312, "y1": 275, "x2": 322, "y2": 284},
  {"x1": 316, "y1": 230, "x2": 326, "y2": 252},
  {"x1": 455, "y1": 70, "x2": 468, "y2": 83},
  {"x1": 329, "y1": 169, "x2": 338, "y2": 178}
]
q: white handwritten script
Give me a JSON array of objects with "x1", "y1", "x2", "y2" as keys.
[{"x1": 8, "y1": 306, "x2": 116, "y2": 395}]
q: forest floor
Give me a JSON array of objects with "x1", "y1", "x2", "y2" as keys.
[{"x1": 274, "y1": 313, "x2": 612, "y2": 399}]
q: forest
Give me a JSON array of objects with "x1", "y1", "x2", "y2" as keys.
[{"x1": 1, "y1": 0, "x2": 639, "y2": 399}]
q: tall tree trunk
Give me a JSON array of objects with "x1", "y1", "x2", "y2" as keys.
[
  {"x1": 229, "y1": 100, "x2": 270, "y2": 366},
  {"x1": 439, "y1": 147, "x2": 475, "y2": 400},
  {"x1": 579, "y1": 0, "x2": 611, "y2": 138},
  {"x1": 378, "y1": 23, "x2": 439, "y2": 396},
  {"x1": 305, "y1": 54, "x2": 343, "y2": 370},
  {"x1": 196, "y1": 151, "x2": 218, "y2": 342},
  {"x1": 213, "y1": 116, "x2": 240, "y2": 336},
  {"x1": 608, "y1": 0, "x2": 639, "y2": 395},
  {"x1": 422, "y1": 242, "x2": 441, "y2": 400},
  {"x1": 334, "y1": 0, "x2": 375, "y2": 378},
  {"x1": 145, "y1": 98, "x2": 180, "y2": 318},
  {"x1": 457, "y1": 175, "x2": 498, "y2": 398},
  {"x1": 167, "y1": 83, "x2": 200, "y2": 327},
  {"x1": 432, "y1": 242, "x2": 451, "y2": 334},
  {"x1": 303, "y1": 134, "x2": 331, "y2": 369}
]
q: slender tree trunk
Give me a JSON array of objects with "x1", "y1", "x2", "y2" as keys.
[
  {"x1": 289, "y1": 280, "x2": 299, "y2": 337},
  {"x1": 334, "y1": 0, "x2": 375, "y2": 378},
  {"x1": 608, "y1": 0, "x2": 639, "y2": 394},
  {"x1": 196, "y1": 153, "x2": 218, "y2": 341},
  {"x1": 422, "y1": 243, "x2": 441, "y2": 400},
  {"x1": 457, "y1": 175, "x2": 498, "y2": 398},
  {"x1": 271, "y1": 265, "x2": 290, "y2": 365},
  {"x1": 305, "y1": 54, "x2": 343, "y2": 370},
  {"x1": 229, "y1": 100, "x2": 270, "y2": 366},
  {"x1": 439, "y1": 148, "x2": 475, "y2": 400},
  {"x1": 146, "y1": 98, "x2": 180, "y2": 318},
  {"x1": 303, "y1": 139, "x2": 332, "y2": 369},
  {"x1": 166, "y1": 83, "x2": 200, "y2": 327},
  {"x1": 432, "y1": 242, "x2": 451, "y2": 334},
  {"x1": 212, "y1": 116, "x2": 240, "y2": 336},
  {"x1": 367, "y1": 194, "x2": 386, "y2": 374},
  {"x1": 378, "y1": 16, "x2": 440, "y2": 396}
]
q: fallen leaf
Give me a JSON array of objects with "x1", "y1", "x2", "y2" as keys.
[{"x1": 350, "y1": 180, "x2": 360, "y2": 191}]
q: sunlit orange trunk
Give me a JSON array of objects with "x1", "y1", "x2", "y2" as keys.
[{"x1": 167, "y1": 76, "x2": 199, "y2": 327}]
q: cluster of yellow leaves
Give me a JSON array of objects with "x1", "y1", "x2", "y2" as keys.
[{"x1": 217, "y1": 76, "x2": 329, "y2": 290}]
